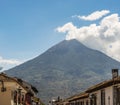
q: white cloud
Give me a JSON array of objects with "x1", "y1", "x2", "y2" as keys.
[
  {"x1": 0, "y1": 56, "x2": 23, "y2": 71},
  {"x1": 57, "y1": 22, "x2": 77, "y2": 40},
  {"x1": 73, "y1": 10, "x2": 110, "y2": 21},
  {"x1": 56, "y1": 12, "x2": 120, "y2": 62}
]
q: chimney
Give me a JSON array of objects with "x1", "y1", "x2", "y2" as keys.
[{"x1": 112, "y1": 69, "x2": 119, "y2": 79}]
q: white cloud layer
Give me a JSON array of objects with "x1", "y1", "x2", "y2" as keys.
[
  {"x1": 56, "y1": 12, "x2": 120, "y2": 62},
  {"x1": 0, "y1": 56, "x2": 23, "y2": 71},
  {"x1": 73, "y1": 10, "x2": 110, "y2": 21}
]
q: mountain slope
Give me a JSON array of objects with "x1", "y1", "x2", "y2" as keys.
[{"x1": 6, "y1": 39, "x2": 120, "y2": 103}]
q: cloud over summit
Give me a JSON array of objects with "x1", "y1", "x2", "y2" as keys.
[{"x1": 56, "y1": 10, "x2": 120, "y2": 61}]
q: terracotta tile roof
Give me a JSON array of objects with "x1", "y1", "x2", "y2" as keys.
[{"x1": 67, "y1": 92, "x2": 89, "y2": 102}]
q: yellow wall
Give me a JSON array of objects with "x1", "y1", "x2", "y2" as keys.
[
  {"x1": 0, "y1": 81, "x2": 26, "y2": 105},
  {"x1": 0, "y1": 86, "x2": 12, "y2": 105}
]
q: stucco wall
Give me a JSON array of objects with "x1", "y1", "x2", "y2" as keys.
[
  {"x1": 0, "y1": 86, "x2": 11, "y2": 105},
  {"x1": 105, "y1": 86, "x2": 113, "y2": 105},
  {"x1": 0, "y1": 81, "x2": 26, "y2": 105}
]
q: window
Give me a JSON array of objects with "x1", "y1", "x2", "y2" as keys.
[
  {"x1": 90, "y1": 94, "x2": 97, "y2": 105},
  {"x1": 13, "y1": 91, "x2": 17, "y2": 104},
  {"x1": 86, "y1": 100, "x2": 88, "y2": 105},
  {"x1": 113, "y1": 86, "x2": 120, "y2": 105},
  {"x1": 101, "y1": 90, "x2": 105, "y2": 105}
]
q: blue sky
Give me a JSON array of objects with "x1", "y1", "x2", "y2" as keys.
[{"x1": 0, "y1": 0, "x2": 120, "y2": 70}]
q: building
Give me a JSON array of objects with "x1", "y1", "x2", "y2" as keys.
[
  {"x1": 58, "y1": 69, "x2": 120, "y2": 105},
  {"x1": 67, "y1": 92, "x2": 89, "y2": 105},
  {"x1": 0, "y1": 73, "x2": 42, "y2": 105}
]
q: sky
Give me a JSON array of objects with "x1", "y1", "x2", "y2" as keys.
[{"x1": 0, "y1": 0, "x2": 120, "y2": 71}]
